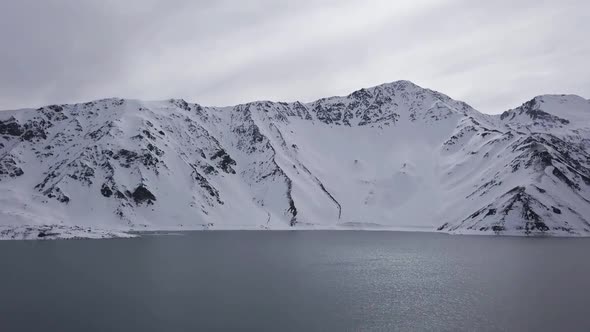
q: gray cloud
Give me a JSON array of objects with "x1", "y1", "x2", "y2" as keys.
[{"x1": 0, "y1": 0, "x2": 588, "y2": 113}]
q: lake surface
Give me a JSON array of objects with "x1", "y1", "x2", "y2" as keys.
[{"x1": 1, "y1": 231, "x2": 590, "y2": 331}]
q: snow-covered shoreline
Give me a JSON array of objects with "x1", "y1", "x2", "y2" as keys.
[
  {"x1": 0, "y1": 224, "x2": 136, "y2": 240},
  {"x1": 3, "y1": 223, "x2": 589, "y2": 240}
]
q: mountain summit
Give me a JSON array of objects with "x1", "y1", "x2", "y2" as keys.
[{"x1": 1, "y1": 81, "x2": 589, "y2": 238}]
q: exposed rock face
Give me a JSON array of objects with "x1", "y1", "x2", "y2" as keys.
[
  {"x1": 0, "y1": 81, "x2": 589, "y2": 236},
  {"x1": 131, "y1": 185, "x2": 156, "y2": 205}
]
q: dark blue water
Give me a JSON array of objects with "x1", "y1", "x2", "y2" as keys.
[{"x1": 1, "y1": 231, "x2": 589, "y2": 331}]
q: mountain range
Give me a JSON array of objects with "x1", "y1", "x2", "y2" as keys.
[{"x1": 1, "y1": 80, "x2": 589, "y2": 239}]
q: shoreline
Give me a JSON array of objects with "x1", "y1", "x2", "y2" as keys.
[{"x1": 2, "y1": 224, "x2": 589, "y2": 240}]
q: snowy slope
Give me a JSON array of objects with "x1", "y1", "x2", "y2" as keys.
[{"x1": 1, "y1": 81, "x2": 589, "y2": 238}]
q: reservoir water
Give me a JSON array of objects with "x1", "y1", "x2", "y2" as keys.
[{"x1": 1, "y1": 231, "x2": 589, "y2": 331}]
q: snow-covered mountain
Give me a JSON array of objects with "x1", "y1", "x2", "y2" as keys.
[{"x1": 1, "y1": 81, "x2": 589, "y2": 238}]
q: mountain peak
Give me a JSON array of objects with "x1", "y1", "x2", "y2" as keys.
[
  {"x1": 501, "y1": 93, "x2": 590, "y2": 126},
  {"x1": 367, "y1": 80, "x2": 424, "y2": 93}
]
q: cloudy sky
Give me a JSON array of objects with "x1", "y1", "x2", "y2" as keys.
[{"x1": 0, "y1": 0, "x2": 588, "y2": 114}]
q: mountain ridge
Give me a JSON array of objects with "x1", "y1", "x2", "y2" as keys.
[{"x1": 1, "y1": 80, "x2": 589, "y2": 239}]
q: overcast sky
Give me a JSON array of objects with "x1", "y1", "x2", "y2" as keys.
[{"x1": 0, "y1": 0, "x2": 588, "y2": 114}]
